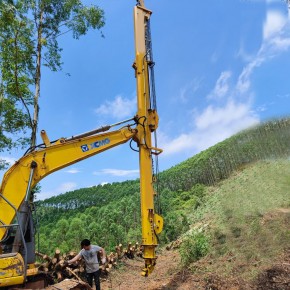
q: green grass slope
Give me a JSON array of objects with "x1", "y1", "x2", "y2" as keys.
[{"x1": 179, "y1": 159, "x2": 290, "y2": 282}]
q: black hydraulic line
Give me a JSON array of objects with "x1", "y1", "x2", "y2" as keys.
[
  {"x1": 31, "y1": 202, "x2": 40, "y2": 255},
  {"x1": 130, "y1": 139, "x2": 139, "y2": 153},
  {"x1": 23, "y1": 118, "x2": 136, "y2": 156},
  {"x1": 145, "y1": 18, "x2": 157, "y2": 111},
  {"x1": 145, "y1": 19, "x2": 161, "y2": 214},
  {"x1": 66, "y1": 117, "x2": 135, "y2": 141}
]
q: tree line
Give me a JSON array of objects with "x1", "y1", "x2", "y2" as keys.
[{"x1": 159, "y1": 118, "x2": 290, "y2": 191}]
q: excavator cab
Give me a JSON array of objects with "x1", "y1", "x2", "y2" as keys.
[{"x1": 0, "y1": 196, "x2": 40, "y2": 288}]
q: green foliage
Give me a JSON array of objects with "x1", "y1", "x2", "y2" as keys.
[
  {"x1": 163, "y1": 212, "x2": 189, "y2": 242},
  {"x1": 190, "y1": 183, "x2": 206, "y2": 199},
  {"x1": 35, "y1": 181, "x2": 141, "y2": 253},
  {"x1": 180, "y1": 231, "x2": 209, "y2": 266},
  {"x1": 157, "y1": 183, "x2": 206, "y2": 242},
  {"x1": 0, "y1": 0, "x2": 105, "y2": 158},
  {"x1": 35, "y1": 0, "x2": 105, "y2": 70},
  {"x1": 0, "y1": 1, "x2": 34, "y2": 163}
]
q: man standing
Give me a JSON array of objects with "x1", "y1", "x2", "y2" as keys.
[{"x1": 68, "y1": 239, "x2": 106, "y2": 290}]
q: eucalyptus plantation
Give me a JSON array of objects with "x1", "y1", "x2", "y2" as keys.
[{"x1": 0, "y1": 0, "x2": 105, "y2": 168}]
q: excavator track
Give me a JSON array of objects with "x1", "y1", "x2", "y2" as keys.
[{"x1": 9, "y1": 279, "x2": 91, "y2": 290}]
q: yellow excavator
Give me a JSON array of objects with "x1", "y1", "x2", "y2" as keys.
[{"x1": 0, "y1": 0, "x2": 163, "y2": 288}]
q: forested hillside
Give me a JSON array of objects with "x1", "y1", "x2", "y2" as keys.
[
  {"x1": 159, "y1": 117, "x2": 290, "y2": 191},
  {"x1": 36, "y1": 118, "x2": 290, "y2": 255}
]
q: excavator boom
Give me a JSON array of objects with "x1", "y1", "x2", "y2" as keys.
[
  {"x1": 134, "y1": 1, "x2": 163, "y2": 276},
  {"x1": 0, "y1": 126, "x2": 136, "y2": 242},
  {"x1": 0, "y1": 1, "x2": 162, "y2": 287}
]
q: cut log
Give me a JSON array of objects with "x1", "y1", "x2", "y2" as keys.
[
  {"x1": 51, "y1": 257, "x2": 58, "y2": 265},
  {"x1": 43, "y1": 254, "x2": 52, "y2": 262},
  {"x1": 35, "y1": 252, "x2": 46, "y2": 259},
  {"x1": 66, "y1": 267, "x2": 82, "y2": 282},
  {"x1": 55, "y1": 271, "x2": 63, "y2": 282},
  {"x1": 79, "y1": 266, "x2": 85, "y2": 273},
  {"x1": 54, "y1": 249, "x2": 61, "y2": 261},
  {"x1": 127, "y1": 242, "x2": 132, "y2": 253},
  {"x1": 68, "y1": 251, "x2": 77, "y2": 258}
]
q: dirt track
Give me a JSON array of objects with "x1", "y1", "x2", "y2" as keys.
[{"x1": 101, "y1": 248, "x2": 290, "y2": 290}]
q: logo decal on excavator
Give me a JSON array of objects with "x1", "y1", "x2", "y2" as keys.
[{"x1": 81, "y1": 138, "x2": 110, "y2": 152}]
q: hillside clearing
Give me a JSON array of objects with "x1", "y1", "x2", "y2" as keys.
[
  {"x1": 102, "y1": 160, "x2": 290, "y2": 289},
  {"x1": 100, "y1": 248, "x2": 290, "y2": 289}
]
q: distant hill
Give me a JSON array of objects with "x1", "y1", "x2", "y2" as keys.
[
  {"x1": 159, "y1": 117, "x2": 290, "y2": 191},
  {"x1": 35, "y1": 117, "x2": 290, "y2": 255}
]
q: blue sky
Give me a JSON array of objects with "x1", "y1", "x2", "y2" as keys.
[{"x1": 1, "y1": 0, "x2": 290, "y2": 200}]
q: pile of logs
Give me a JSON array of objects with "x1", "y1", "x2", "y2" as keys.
[
  {"x1": 36, "y1": 242, "x2": 143, "y2": 284},
  {"x1": 36, "y1": 250, "x2": 85, "y2": 283},
  {"x1": 165, "y1": 238, "x2": 182, "y2": 250},
  {"x1": 115, "y1": 242, "x2": 143, "y2": 260}
]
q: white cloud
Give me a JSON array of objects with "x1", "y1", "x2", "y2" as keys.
[
  {"x1": 160, "y1": 100, "x2": 259, "y2": 156},
  {"x1": 160, "y1": 133, "x2": 194, "y2": 156},
  {"x1": 256, "y1": 104, "x2": 268, "y2": 112},
  {"x1": 211, "y1": 51, "x2": 219, "y2": 63},
  {"x1": 237, "y1": 56, "x2": 264, "y2": 94},
  {"x1": 277, "y1": 93, "x2": 290, "y2": 99},
  {"x1": 236, "y1": 43, "x2": 255, "y2": 62},
  {"x1": 93, "y1": 168, "x2": 139, "y2": 177},
  {"x1": 270, "y1": 36, "x2": 290, "y2": 50},
  {"x1": 208, "y1": 71, "x2": 232, "y2": 100},
  {"x1": 160, "y1": 10, "x2": 290, "y2": 157},
  {"x1": 195, "y1": 100, "x2": 255, "y2": 130},
  {"x1": 38, "y1": 182, "x2": 77, "y2": 200},
  {"x1": 65, "y1": 168, "x2": 81, "y2": 174},
  {"x1": 0, "y1": 156, "x2": 17, "y2": 166},
  {"x1": 263, "y1": 10, "x2": 287, "y2": 40},
  {"x1": 179, "y1": 78, "x2": 202, "y2": 103},
  {"x1": 237, "y1": 9, "x2": 290, "y2": 95},
  {"x1": 58, "y1": 182, "x2": 77, "y2": 192},
  {"x1": 95, "y1": 95, "x2": 136, "y2": 119}
]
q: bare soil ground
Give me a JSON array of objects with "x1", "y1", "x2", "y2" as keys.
[{"x1": 101, "y1": 248, "x2": 290, "y2": 290}]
